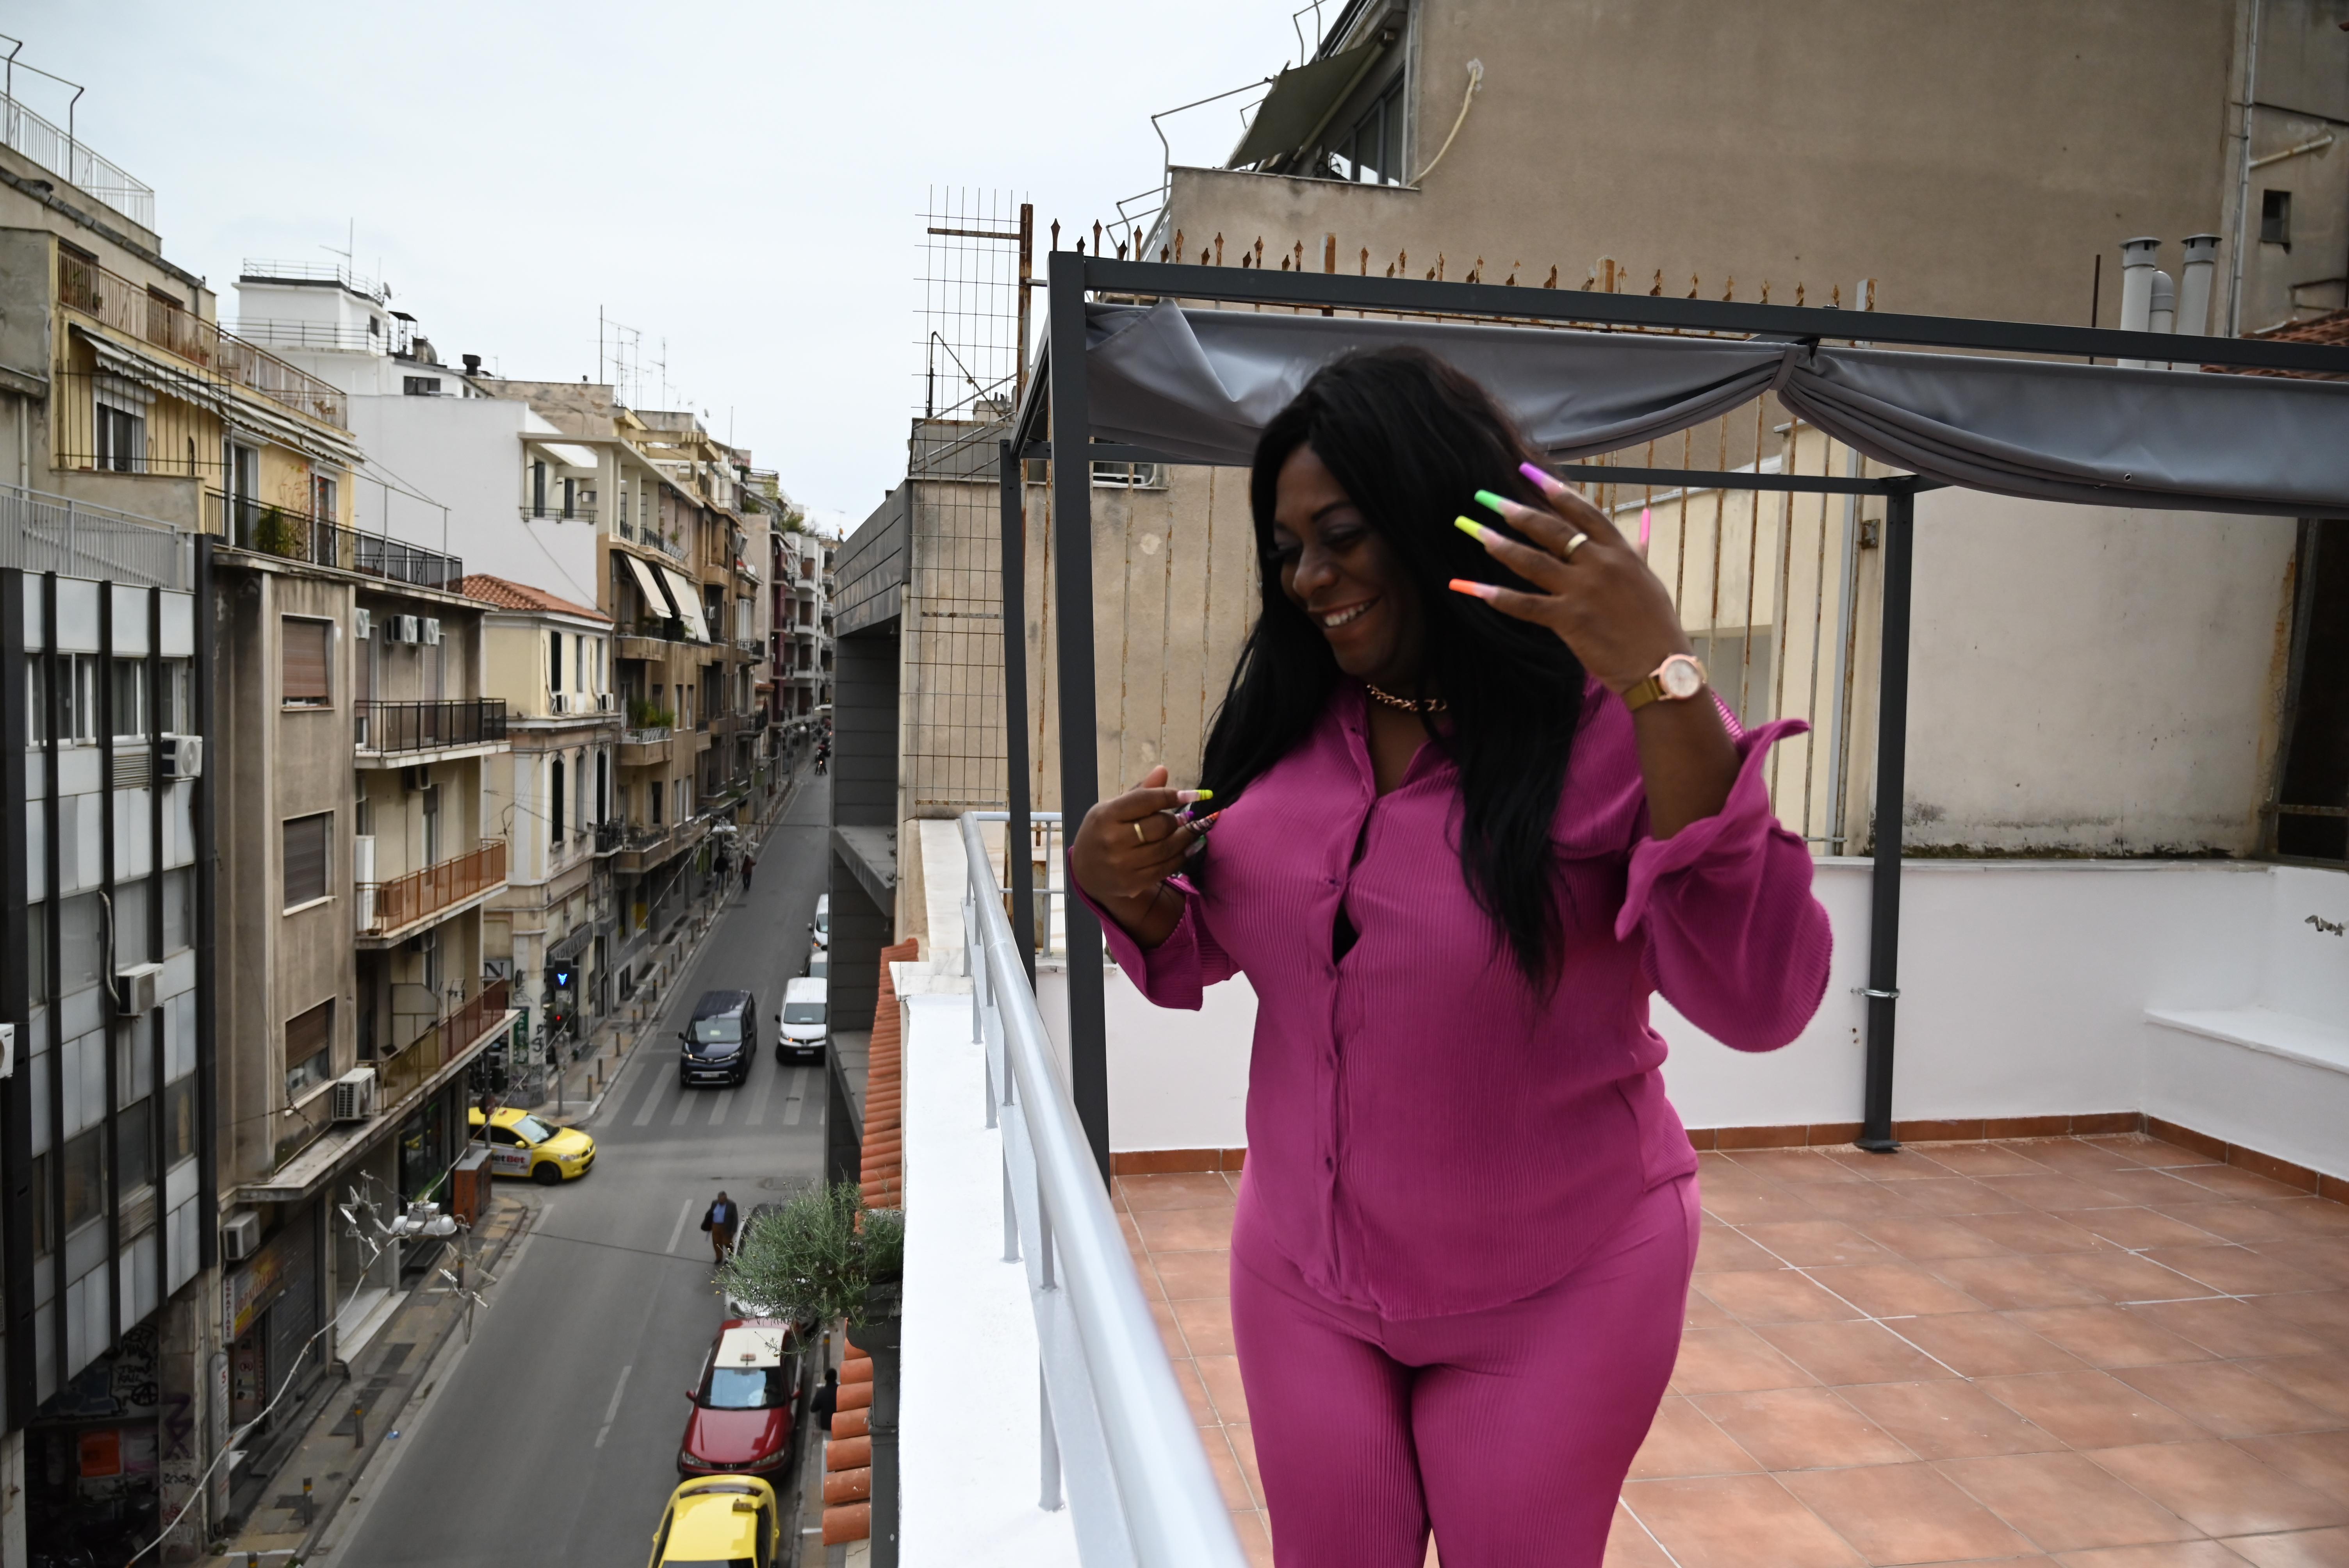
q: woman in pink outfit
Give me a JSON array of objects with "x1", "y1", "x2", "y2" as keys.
[{"x1": 1068, "y1": 350, "x2": 1831, "y2": 1567}]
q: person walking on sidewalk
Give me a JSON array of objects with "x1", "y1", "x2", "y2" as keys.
[
  {"x1": 811, "y1": 1367, "x2": 840, "y2": 1434},
  {"x1": 701, "y1": 1191, "x2": 740, "y2": 1265},
  {"x1": 740, "y1": 853, "x2": 756, "y2": 893}
]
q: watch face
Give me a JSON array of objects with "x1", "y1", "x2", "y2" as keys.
[{"x1": 1659, "y1": 655, "x2": 1705, "y2": 700}]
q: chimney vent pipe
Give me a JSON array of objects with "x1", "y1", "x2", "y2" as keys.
[
  {"x1": 2175, "y1": 233, "x2": 2222, "y2": 346},
  {"x1": 2117, "y1": 237, "x2": 2161, "y2": 367}
]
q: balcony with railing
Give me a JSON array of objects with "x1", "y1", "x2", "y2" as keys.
[
  {"x1": 378, "y1": 976, "x2": 514, "y2": 1106},
  {"x1": 209, "y1": 492, "x2": 463, "y2": 587},
  {"x1": 2, "y1": 89, "x2": 155, "y2": 229},
  {"x1": 58, "y1": 253, "x2": 347, "y2": 426},
  {"x1": 356, "y1": 839, "x2": 508, "y2": 943},
  {"x1": 354, "y1": 699, "x2": 510, "y2": 761}
]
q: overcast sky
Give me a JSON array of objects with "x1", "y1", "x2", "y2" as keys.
[{"x1": 12, "y1": 0, "x2": 1310, "y2": 533}]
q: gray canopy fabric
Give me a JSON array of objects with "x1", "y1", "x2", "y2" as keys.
[{"x1": 1084, "y1": 301, "x2": 2349, "y2": 516}]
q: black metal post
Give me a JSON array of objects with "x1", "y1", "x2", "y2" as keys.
[
  {"x1": 1046, "y1": 252, "x2": 1112, "y2": 1184},
  {"x1": 1858, "y1": 486, "x2": 1917, "y2": 1153},
  {"x1": 999, "y1": 440, "x2": 1035, "y2": 985}
]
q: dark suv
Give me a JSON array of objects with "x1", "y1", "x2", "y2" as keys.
[{"x1": 681, "y1": 990, "x2": 757, "y2": 1087}]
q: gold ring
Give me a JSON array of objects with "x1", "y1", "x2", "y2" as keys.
[
  {"x1": 1563, "y1": 532, "x2": 1591, "y2": 559},
  {"x1": 1132, "y1": 821, "x2": 1149, "y2": 846}
]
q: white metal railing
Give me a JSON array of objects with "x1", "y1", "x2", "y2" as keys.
[
  {"x1": 0, "y1": 92, "x2": 155, "y2": 229},
  {"x1": 959, "y1": 813, "x2": 1246, "y2": 1568},
  {"x1": 0, "y1": 482, "x2": 192, "y2": 589}
]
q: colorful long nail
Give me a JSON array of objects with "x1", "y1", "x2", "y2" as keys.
[
  {"x1": 1448, "y1": 578, "x2": 1500, "y2": 601},
  {"x1": 1519, "y1": 461, "x2": 1568, "y2": 497},
  {"x1": 1187, "y1": 811, "x2": 1221, "y2": 835},
  {"x1": 1176, "y1": 788, "x2": 1212, "y2": 804},
  {"x1": 1472, "y1": 489, "x2": 1517, "y2": 516},
  {"x1": 1453, "y1": 515, "x2": 1493, "y2": 544},
  {"x1": 1638, "y1": 506, "x2": 1653, "y2": 556}
]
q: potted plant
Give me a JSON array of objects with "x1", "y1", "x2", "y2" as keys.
[{"x1": 718, "y1": 1183, "x2": 904, "y2": 1560}]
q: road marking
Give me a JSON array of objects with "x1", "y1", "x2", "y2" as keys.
[
  {"x1": 665, "y1": 1197, "x2": 696, "y2": 1255},
  {"x1": 747, "y1": 1057, "x2": 776, "y2": 1126},
  {"x1": 670, "y1": 1087, "x2": 695, "y2": 1126},
  {"x1": 632, "y1": 1066, "x2": 668, "y2": 1127},
  {"x1": 783, "y1": 1068, "x2": 808, "y2": 1126},
  {"x1": 709, "y1": 1087, "x2": 731, "y2": 1126},
  {"x1": 593, "y1": 1364, "x2": 634, "y2": 1449}
]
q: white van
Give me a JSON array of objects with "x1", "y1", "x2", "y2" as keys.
[
  {"x1": 811, "y1": 893, "x2": 829, "y2": 949},
  {"x1": 777, "y1": 976, "x2": 827, "y2": 1062}
]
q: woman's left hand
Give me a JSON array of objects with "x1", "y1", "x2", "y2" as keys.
[{"x1": 1452, "y1": 469, "x2": 1692, "y2": 693}]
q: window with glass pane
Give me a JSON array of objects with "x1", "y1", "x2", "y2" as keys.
[
  {"x1": 163, "y1": 868, "x2": 192, "y2": 954},
  {"x1": 59, "y1": 893, "x2": 102, "y2": 993},
  {"x1": 61, "y1": 1126, "x2": 107, "y2": 1233},
  {"x1": 164, "y1": 1075, "x2": 197, "y2": 1166},
  {"x1": 111, "y1": 659, "x2": 149, "y2": 738},
  {"x1": 283, "y1": 813, "x2": 331, "y2": 907},
  {"x1": 119, "y1": 1098, "x2": 153, "y2": 1194},
  {"x1": 285, "y1": 1000, "x2": 333, "y2": 1103}
]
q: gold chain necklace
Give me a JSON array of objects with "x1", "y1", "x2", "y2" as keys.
[{"x1": 1364, "y1": 682, "x2": 1448, "y2": 714}]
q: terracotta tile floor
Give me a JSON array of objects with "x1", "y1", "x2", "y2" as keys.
[{"x1": 1116, "y1": 1133, "x2": 2349, "y2": 1568}]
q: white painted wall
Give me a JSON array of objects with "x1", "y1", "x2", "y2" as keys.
[
  {"x1": 339, "y1": 394, "x2": 604, "y2": 609},
  {"x1": 1037, "y1": 855, "x2": 2349, "y2": 1178}
]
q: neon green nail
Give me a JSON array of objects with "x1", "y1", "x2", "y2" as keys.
[
  {"x1": 1453, "y1": 515, "x2": 1491, "y2": 543},
  {"x1": 1192, "y1": 788, "x2": 1213, "y2": 801},
  {"x1": 1473, "y1": 489, "x2": 1514, "y2": 515}
]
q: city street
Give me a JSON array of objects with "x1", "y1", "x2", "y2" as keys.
[{"x1": 332, "y1": 774, "x2": 833, "y2": 1568}]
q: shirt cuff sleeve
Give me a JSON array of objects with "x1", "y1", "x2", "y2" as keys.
[
  {"x1": 1615, "y1": 716, "x2": 1809, "y2": 942},
  {"x1": 1068, "y1": 864, "x2": 1208, "y2": 1011}
]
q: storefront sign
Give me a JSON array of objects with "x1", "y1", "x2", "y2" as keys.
[{"x1": 223, "y1": 1224, "x2": 299, "y2": 1342}]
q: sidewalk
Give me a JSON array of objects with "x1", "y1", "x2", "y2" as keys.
[{"x1": 209, "y1": 1193, "x2": 536, "y2": 1563}]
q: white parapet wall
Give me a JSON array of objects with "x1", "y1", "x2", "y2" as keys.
[{"x1": 1003, "y1": 848, "x2": 2349, "y2": 1181}]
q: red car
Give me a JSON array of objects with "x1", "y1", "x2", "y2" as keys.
[{"x1": 677, "y1": 1319, "x2": 807, "y2": 1479}]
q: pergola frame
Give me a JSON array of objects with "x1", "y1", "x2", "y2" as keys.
[{"x1": 1000, "y1": 251, "x2": 2349, "y2": 1181}]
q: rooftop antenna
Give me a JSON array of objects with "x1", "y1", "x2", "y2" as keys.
[{"x1": 321, "y1": 219, "x2": 355, "y2": 282}]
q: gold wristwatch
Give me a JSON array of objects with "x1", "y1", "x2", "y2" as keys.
[{"x1": 1622, "y1": 653, "x2": 1707, "y2": 712}]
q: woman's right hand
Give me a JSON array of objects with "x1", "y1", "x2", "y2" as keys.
[{"x1": 1068, "y1": 765, "x2": 1208, "y2": 948}]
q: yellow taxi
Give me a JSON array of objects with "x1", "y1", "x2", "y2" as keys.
[
  {"x1": 648, "y1": 1475, "x2": 781, "y2": 1568},
  {"x1": 467, "y1": 1107, "x2": 596, "y2": 1185}
]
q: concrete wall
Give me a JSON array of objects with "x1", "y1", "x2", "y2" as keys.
[
  {"x1": 1046, "y1": 856, "x2": 2349, "y2": 1180},
  {"x1": 1168, "y1": 0, "x2": 2264, "y2": 330},
  {"x1": 1903, "y1": 494, "x2": 2299, "y2": 854}
]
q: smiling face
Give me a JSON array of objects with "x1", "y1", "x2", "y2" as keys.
[{"x1": 1269, "y1": 444, "x2": 1427, "y2": 690}]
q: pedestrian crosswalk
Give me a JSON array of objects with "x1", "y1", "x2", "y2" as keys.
[{"x1": 620, "y1": 1052, "x2": 813, "y2": 1137}]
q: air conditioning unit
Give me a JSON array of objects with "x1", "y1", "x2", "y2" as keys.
[
  {"x1": 395, "y1": 615, "x2": 420, "y2": 645},
  {"x1": 115, "y1": 961, "x2": 162, "y2": 1017},
  {"x1": 421, "y1": 617, "x2": 443, "y2": 646},
  {"x1": 221, "y1": 1209, "x2": 261, "y2": 1262},
  {"x1": 329, "y1": 1067, "x2": 378, "y2": 1124},
  {"x1": 551, "y1": 692, "x2": 570, "y2": 715},
  {"x1": 404, "y1": 764, "x2": 431, "y2": 792},
  {"x1": 158, "y1": 734, "x2": 203, "y2": 780},
  {"x1": 354, "y1": 608, "x2": 373, "y2": 640},
  {"x1": 596, "y1": 691, "x2": 613, "y2": 712}
]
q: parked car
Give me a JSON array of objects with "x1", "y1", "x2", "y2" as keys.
[
  {"x1": 810, "y1": 893, "x2": 829, "y2": 949},
  {"x1": 647, "y1": 1475, "x2": 782, "y2": 1568},
  {"x1": 803, "y1": 946, "x2": 828, "y2": 981},
  {"x1": 467, "y1": 1107, "x2": 595, "y2": 1185},
  {"x1": 682, "y1": 990, "x2": 757, "y2": 1088},
  {"x1": 676, "y1": 1319, "x2": 806, "y2": 1482},
  {"x1": 777, "y1": 977, "x2": 827, "y2": 1063}
]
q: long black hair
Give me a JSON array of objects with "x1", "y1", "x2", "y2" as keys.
[{"x1": 1195, "y1": 347, "x2": 1587, "y2": 986}]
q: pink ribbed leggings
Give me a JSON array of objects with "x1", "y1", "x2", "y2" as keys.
[{"x1": 1229, "y1": 1173, "x2": 1699, "y2": 1568}]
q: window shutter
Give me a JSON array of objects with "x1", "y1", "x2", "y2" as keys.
[
  {"x1": 283, "y1": 620, "x2": 330, "y2": 704},
  {"x1": 283, "y1": 813, "x2": 330, "y2": 906}
]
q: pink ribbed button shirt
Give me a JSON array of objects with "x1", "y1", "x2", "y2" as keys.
[{"x1": 1088, "y1": 680, "x2": 1832, "y2": 1319}]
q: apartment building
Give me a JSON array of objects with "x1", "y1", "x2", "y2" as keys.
[
  {"x1": 770, "y1": 523, "x2": 833, "y2": 737},
  {"x1": 233, "y1": 283, "x2": 762, "y2": 1004},
  {"x1": 0, "y1": 64, "x2": 390, "y2": 1562},
  {"x1": 465, "y1": 574, "x2": 620, "y2": 1074},
  {"x1": 211, "y1": 542, "x2": 513, "y2": 1530}
]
